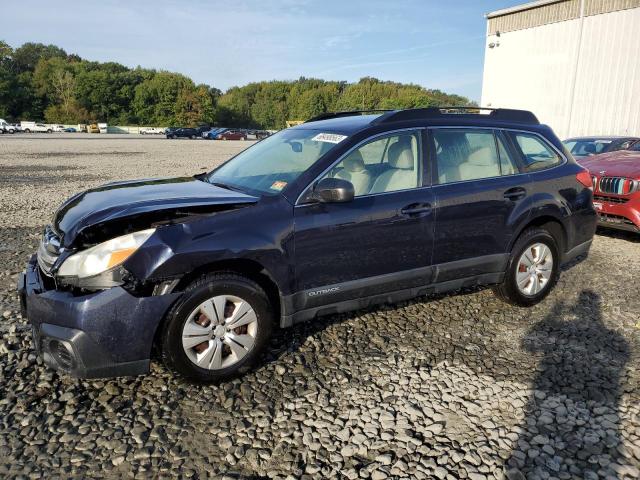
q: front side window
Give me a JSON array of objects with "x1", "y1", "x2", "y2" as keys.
[
  {"x1": 511, "y1": 132, "x2": 562, "y2": 171},
  {"x1": 208, "y1": 129, "x2": 343, "y2": 195},
  {"x1": 433, "y1": 129, "x2": 519, "y2": 184},
  {"x1": 319, "y1": 131, "x2": 422, "y2": 196}
]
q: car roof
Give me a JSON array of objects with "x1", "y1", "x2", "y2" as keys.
[
  {"x1": 292, "y1": 114, "x2": 382, "y2": 134},
  {"x1": 292, "y1": 108, "x2": 544, "y2": 135}
]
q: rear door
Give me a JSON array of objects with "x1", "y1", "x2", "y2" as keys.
[{"x1": 430, "y1": 127, "x2": 531, "y2": 282}]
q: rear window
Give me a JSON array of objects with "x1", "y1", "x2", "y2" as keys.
[{"x1": 509, "y1": 132, "x2": 563, "y2": 172}]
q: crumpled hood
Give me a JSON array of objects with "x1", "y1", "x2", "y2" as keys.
[
  {"x1": 578, "y1": 151, "x2": 640, "y2": 179},
  {"x1": 53, "y1": 177, "x2": 258, "y2": 247}
]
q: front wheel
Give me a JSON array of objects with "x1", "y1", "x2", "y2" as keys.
[
  {"x1": 161, "y1": 273, "x2": 273, "y2": 382},
  {"x1": 493, "y1": 228, "x2": 559, "y2": 307}
]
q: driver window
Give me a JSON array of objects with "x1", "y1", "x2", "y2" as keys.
[{"x1": 321, "y1": 131, "x2": 421, "y2": 196}]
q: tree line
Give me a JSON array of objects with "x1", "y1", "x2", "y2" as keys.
[{"x1": 0, "y1": 41, "x2": 474, "y2": 129}]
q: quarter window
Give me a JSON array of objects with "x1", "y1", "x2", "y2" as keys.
[
  {"x1": 510, "y1": 132, "x2": 562, "y2": 171},
  {"x1": 320, "y1": 131, "x2": 422, "y2": 196},
  {"x1": 433, "y1": 129, "x2": 519, "y2": 184}
]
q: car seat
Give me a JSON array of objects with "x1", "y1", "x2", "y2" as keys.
[
  {"x1": 369, "y1": 137, "x2": 417, "y2": 193},
  {"x1": 335, "y1": 151, "x2": 372, "y2": 196}
]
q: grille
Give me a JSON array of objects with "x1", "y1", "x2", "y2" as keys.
[
  {"x1": 593, "y1": 195, "x2": 629, "y2": 204},
  {"x1": 598, "y1": 176, "x2": 640, "y2": 195},
  {"x1": 37, "y1": 226, "x2": 61, "y2": 275}
]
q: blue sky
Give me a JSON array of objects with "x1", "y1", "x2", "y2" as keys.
[{"x1": 0, "y1": 0, "x2": 522, "y2": 101}]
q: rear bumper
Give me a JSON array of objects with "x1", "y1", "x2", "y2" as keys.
[{"x1": 17, "y1": 255, "x2": 181, "y2": 378}]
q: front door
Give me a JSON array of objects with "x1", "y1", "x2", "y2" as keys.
[{"x1": 293, "y1": 129, "x2": 435, "y2": 310}]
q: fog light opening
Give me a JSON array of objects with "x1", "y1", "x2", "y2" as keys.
[{"x1": 47, "y1": 339, "x2": 76, "y2": 371}]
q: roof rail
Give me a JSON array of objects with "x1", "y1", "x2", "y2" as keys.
[
  {"x1": 305, "y1": 110, "x2": 393, "y2": 123},
  {"x1": 374, "y1": 107, "x2": 539, "y2": 125}
]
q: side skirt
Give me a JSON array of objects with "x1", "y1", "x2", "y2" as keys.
[{"x1": 280, "y1": 271, "x2": 505, "y2": 328}]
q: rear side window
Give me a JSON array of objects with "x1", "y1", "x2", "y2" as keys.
[
  {"x1": 432, "y1": 129, "x2": 519, "y2": 184},
  {"x1": 510, "y1": 132, "x2": 562, "y2": 171}
]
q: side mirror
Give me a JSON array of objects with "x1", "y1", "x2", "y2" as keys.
[{"x1": 314, "y1": 177, "x2": 354, "y2": 203}]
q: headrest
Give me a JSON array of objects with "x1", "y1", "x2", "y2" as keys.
[
  {"x1": 584, "y1": 143, "x2": 596, "y2": 154},
  {"x1": 388, "y1": 140, "x2": 414, "y2": 169},
  {"x1": 343, "y1": 151, "x2": 366, "y2": 172},
  {"x1": 467, "y1": 147, "x2": 494, "y2": 166}
]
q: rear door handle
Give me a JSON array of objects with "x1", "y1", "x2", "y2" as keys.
[
  {"x1": 503, "y1": 187, "x2": 527, "y2": 201},
  {"x1": 401, "y1": 203, "x2": 432, "y2": 216}
]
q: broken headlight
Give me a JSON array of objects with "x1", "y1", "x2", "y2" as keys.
[{"x1": 57, "y1": 229, "x2": 155, "y2": 288}]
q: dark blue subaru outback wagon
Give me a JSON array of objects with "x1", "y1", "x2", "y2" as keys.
[{"x1": 18, "y1": 108, "x2": 597, "y2": 382}]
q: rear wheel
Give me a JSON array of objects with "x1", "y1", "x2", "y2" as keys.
[
  {"x1": 493, "y1": 228, "x2": 559, "y2": 307},
  {"x1": 162, "y1": 273, "x2": 273, "y2": 382}
]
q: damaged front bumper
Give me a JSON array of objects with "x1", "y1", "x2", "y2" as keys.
[{"x1": 17, "y1": 255, "x2": 182, "y2": 378}]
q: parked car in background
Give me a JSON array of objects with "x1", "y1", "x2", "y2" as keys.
[
  {"x1": 63, "y1": 127, "x2": 77, "y2": 133},
  {"x1": 140, "y1": 127, "x2": 165, "y2": 135},
  {"x1": 195, "y1": 125, "x2": 212, "y2": 137},
  {"x1": 578, "y1": 150, "x2": 640, "y2": 233},
  {"x1": 202, "y1": 128, "x2": 227, "y2": 140},
  {"x1": 0, "y1": 119, "x2": 16, "y2": 133},
  {"x1": 21, "y1": 121, "x2": 52, "y2": 133},
  {"x1": 87, "y1": 124, "x2": 100, "y2": 133},
  {"x1": 563, "y1": 136, "x2": 640, "y2": 158},
  {"x1": 253, "y1": 130, "x2": 271, "y2": 140},
  {"x1": 217, "y1": 130, "x2": 247, "y2": 140},
  {"x1": 52, "y1": 125, "x2": 65, "y2": 132},
  {"x1": 98, "y1": 123, "x2": 108, "y2": 134},
  {"x1": 166, "y1": 127, "x2": 198, "y2": 139},
  {"x1": 18, "y1": 107, "x2": 597, "y2": 381}
]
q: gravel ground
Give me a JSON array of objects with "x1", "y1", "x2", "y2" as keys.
[{"x1": 0, "y1": 134, "x2": 639, "y2": 479}]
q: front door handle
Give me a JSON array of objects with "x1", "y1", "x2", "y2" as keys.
[
  {"x1": 503, "y1": 187, "x2": 527, "y2": 201},
  {"x1": 401, "y1": 203, "x2": 432, "y2": 216}
]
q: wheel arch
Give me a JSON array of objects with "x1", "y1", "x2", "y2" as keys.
[
  {"x1": 510, "y1": 215, "x2": 567, "y2": 255},
  {"x1": 173, "y1": 258, "x2": 282, "y2": 318},
  {"x1": 151, "y1": 258, "x2": 283, "y2": 355}
]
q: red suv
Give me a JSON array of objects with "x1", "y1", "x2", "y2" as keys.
[{"x1": 579, "y1": 150, "x2": 640, "y2": 233}]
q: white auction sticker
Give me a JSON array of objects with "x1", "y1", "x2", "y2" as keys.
[{"x1": 312, "y1": 133, "x2": 348, "y2": 144}]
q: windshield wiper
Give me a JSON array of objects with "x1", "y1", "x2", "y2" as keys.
[{"x1": 210, "y1": 181, "x2": 245, "y2": 193}]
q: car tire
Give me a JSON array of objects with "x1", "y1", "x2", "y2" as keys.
[
  {"x1": 161, "y1": 272, "x2": 274, "y2": 382},
  {"x1": 492, "y1": 227, "x2": 560, "y2": 307},
  {"x1": 24, "y1": 129, "x2": 30, "y2": 133},
  {"x1": 190, "y1": 135, "x2": 196, "y2": 139},
  {"x1": 47, "y1": 129, "x2": 52, "y2": 133}
]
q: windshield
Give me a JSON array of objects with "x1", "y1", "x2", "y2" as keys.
[
  {"x1": 563, "y1": 139, "x2": 612, "y2": 157},
  {"x1": 207, "y1": 128, "x2": 345, "y2": 195}
]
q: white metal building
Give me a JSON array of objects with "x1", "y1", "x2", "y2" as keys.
[{"x1": 481, "y1": 0, "x2": 640, "y2": 140}]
